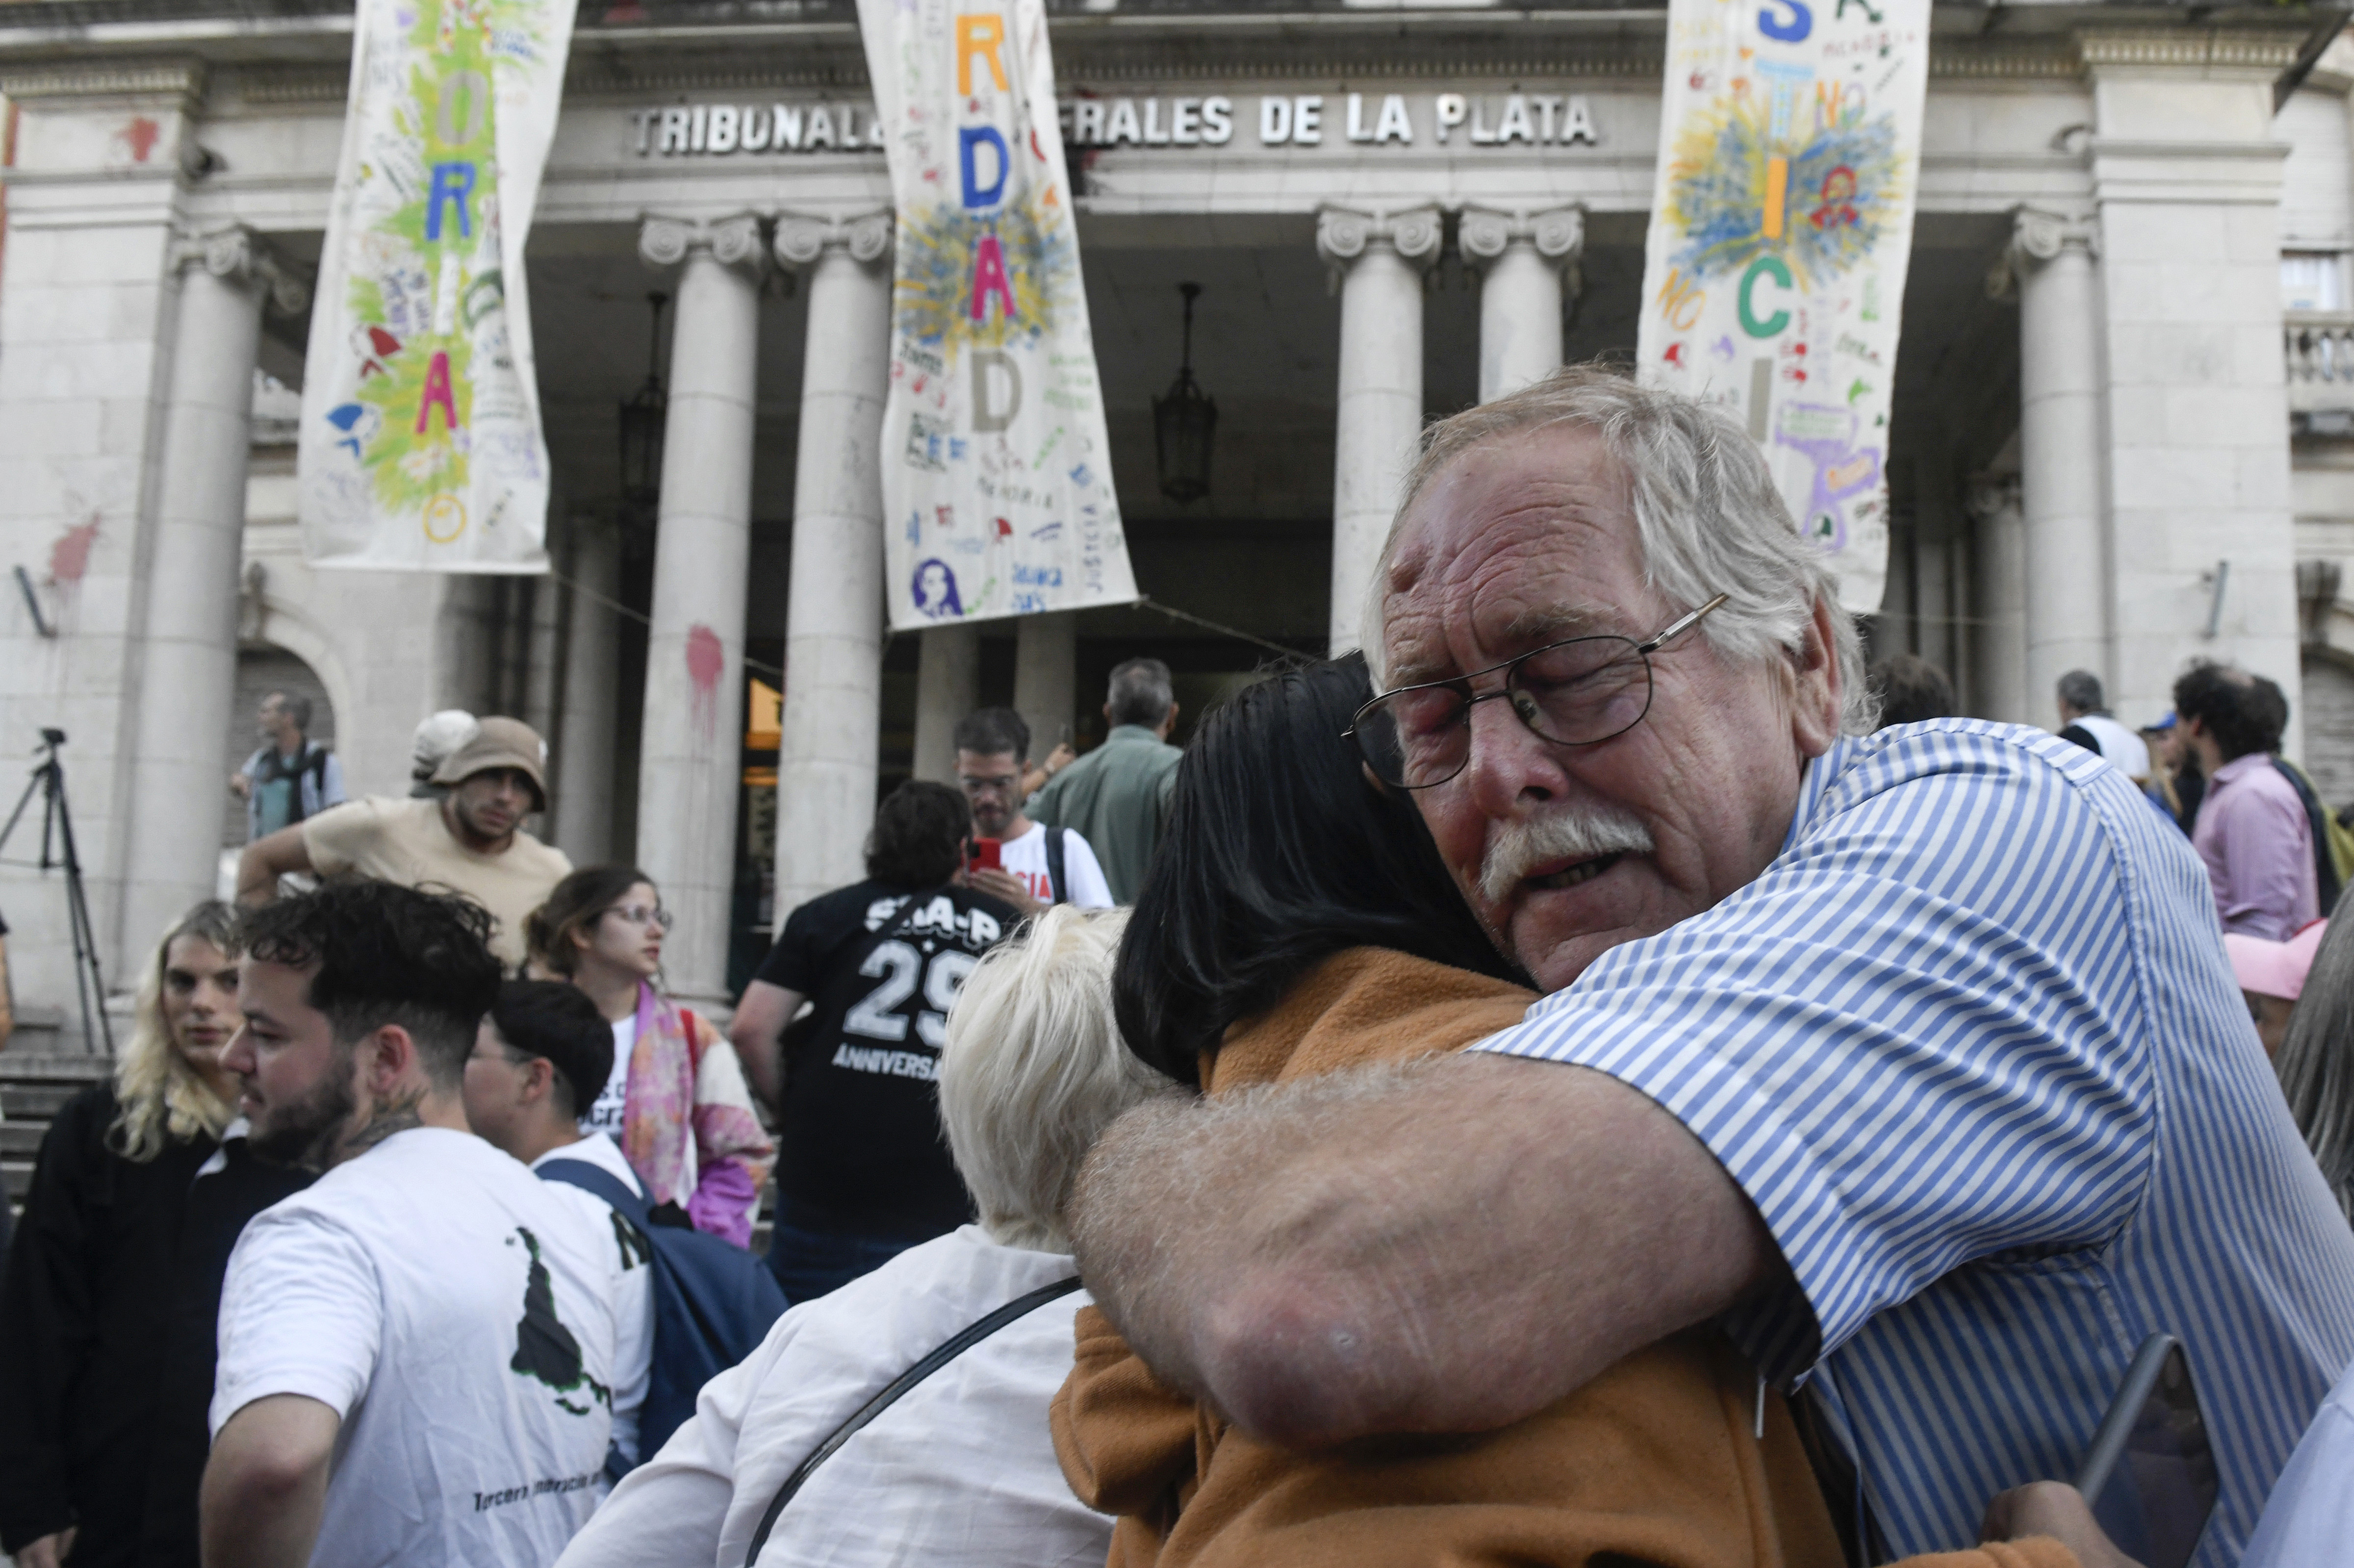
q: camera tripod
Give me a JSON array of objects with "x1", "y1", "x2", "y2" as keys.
[{"x1": 0, "y1": 729, "x2": 113, "y2": 1054}]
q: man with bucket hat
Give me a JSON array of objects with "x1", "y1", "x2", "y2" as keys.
[{"x1": 236, "y1": 717, "x2": 571, "y2": 968}]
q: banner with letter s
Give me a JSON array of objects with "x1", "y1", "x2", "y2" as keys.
[
  {"x1": 857, "y1": 0, "x2": 1140, "y2": 632},
  {"x1": 1636, "y1": 0, "x2": 1928, "y2": 614},
  {"x1": 299, "y1": 0, "x2": 573, "y2": 572}
]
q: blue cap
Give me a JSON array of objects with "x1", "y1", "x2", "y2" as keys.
[{"x1": 2149, "y1": 711, "x2": 2178, "y2": 731}]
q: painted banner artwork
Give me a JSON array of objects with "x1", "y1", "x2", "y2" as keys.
[
  {"x1": 298, "y1": 0, "x2": 573, "y2": 572},
  {"x1": 857, "y1": 0, "x2": 1140, "y2": 631},
  {"x1": 1636, "y1": 0, "x2": 1928, "y2": 614}
]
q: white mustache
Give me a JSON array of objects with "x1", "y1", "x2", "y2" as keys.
[{"x1": 1480, "y1": 806, "x2": 1655, "y2": 905}]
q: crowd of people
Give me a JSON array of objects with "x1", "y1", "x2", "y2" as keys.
[{"x1": 5, "y1": 366, "x2": 2354, "y2": 1567}]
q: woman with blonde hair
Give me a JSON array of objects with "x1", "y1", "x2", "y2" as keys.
[
  {"x1": 556, "y1": 905, "x2": 1160, "y2": 1568},
  {"x1": 527, "y1": 865, "x2": 772, "y2": 1245},
  {"x1": 0, "y1": 901, "x2": 308, "y2": 1568}
]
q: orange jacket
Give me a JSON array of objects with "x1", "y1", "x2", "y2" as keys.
[{"x1": 1050, "y1": 947, "x2": 2080, "y2": 1568}]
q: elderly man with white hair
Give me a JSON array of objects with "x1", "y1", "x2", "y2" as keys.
[
  {"x1": 555, "y1": 905, "x2": 1158, "y2": 1568},
  {"x1": 1070, "y1": 367, "x2": 2354, "y2": 1566}
]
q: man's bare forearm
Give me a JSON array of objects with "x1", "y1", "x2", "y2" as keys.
[
  {"x1": 236, "y1": 828, "x2": 310, "y2": 906},
  {"x1": 201, "y1": 1397, "x2": 336, "y2": 1568},
  {"x1": 1068, "y1": 1052, "x2": 1776, "y2": 1448}
]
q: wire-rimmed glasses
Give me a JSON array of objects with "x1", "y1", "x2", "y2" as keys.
[
  {"x1": 1345, "y1": 593, "x2": 1730, "y2": 790},
  {"x1": 604, "y1": 903, "x2": 675, "y2": 933}
]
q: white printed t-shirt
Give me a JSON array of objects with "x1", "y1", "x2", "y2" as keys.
[
  {"x1": 533, "y1": 1133, "x2": 655, "y2": 1466},
  {"x1": 998, "y1": 821, "x2": 1115, "y2": 909},
  {"x1": 580, "y1": 1014, "x2": 637, "y2": 1139},
  {"x1": 212, "y1": 1127, "x2": 618, "y2": 1568}
]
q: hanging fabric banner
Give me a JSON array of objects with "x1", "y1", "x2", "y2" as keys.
[
  {"x1": 298, "y1": 0, "x2": 573, "y2": 573},
  {"x1": 857, "y1": 0, "x2": 1140, "y2": 632},
  {"x1": 1635, "y1": 0, "x2": 1929, "y2": 614}
]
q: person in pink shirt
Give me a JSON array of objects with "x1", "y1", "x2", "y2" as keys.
[{"x1": 2175, "y1": 660, "x2": 2316, "y2": 940}]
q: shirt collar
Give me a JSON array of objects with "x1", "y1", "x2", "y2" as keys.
[
  {"x1": 2211, "y1": 752, "x2": 2275, "y2": 785},
  {"x1": 1105, "y1": 724, "x2": 1163, "y2": 743},
  {"x1": 1778, "y1": 740, "x2": 1845, "y2": 859}
]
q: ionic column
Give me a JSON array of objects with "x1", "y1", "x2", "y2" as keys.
[
  {"x1": 2003, "y1": 209, "x2": 2107, "y2": 725},
  {"x1": 1459, "y1": 206, "x2": 1584, "y2": 404},
  {"x1": 554, "y1": 516, "x2": 621, "y2": 865},
  {"x1": 1320, "y1": 206, "x2": 1442, "y2": 656},
  {"x1": 1967, "y1": 474, "x2": 2028, "y2": 727},
  {"x1": 911, "y1": 625, "x2": 980, "y2": 783},
  {"x1": 772, "y1": 210, "x2": 894, "y2": 917},
  {"x1": 121, "y1": 227, "x2": 305, "y2": 953},
  {"x1": 1014, "y1": 612, "x2": 1077, "y2": 764},
  {"x1": 634, "y1": 214, "x2": 766, "y2": 1003}
]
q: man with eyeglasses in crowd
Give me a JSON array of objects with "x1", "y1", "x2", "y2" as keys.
[
  {"x1": 1068, "y1": 367, "x2": 2354, "y2": 1567},
  {"x1": 953, "y1": 707, "x2": 1114, "y2": 915},
  {"x1": 238, "y1": 717, "x2": 571, "y2": 970}
]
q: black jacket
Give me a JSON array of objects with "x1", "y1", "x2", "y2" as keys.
[{"x1": 0, "y1": 1086, "x2": 308, "y2": 1567}]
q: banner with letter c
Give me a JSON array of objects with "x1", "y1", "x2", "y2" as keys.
[
  {"x1": 857, "y1": 0, "x2": 1140, "y2": 632},
  {"x1": 299, "y1": 0, "x2": 573, "y2": 573},
  {"x1": 1635, "y1": 0, "x2": 1928, "y2": 615}
]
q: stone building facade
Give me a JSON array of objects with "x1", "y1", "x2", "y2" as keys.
[{"x1": 0, "y1": 0, "x2": 2344, "y2": 1035}]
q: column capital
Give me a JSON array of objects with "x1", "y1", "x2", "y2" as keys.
[
  {"x1": 172, "y1": 224, "x2": 307, "y2": 313},
  {"x1": 773, "y1": 209, "x2": 895, "y2": 272},
  {"x1": 1458, "y1": 205, "x2": 1585, "y2": 266},
  {"x1": 1316, "y1": 205, "x2": 1443, "y2": 286},
  {"x1": 1965, "y1": 472, "x2": 2023, "y2": 522},
  {"x1": 1987, "y1": 207, "x2": 2096, "y2": 300},
  {"x1": 639, "y1": 213, "x2": 769, "y2": 279}
]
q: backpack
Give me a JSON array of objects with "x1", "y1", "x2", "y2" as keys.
[
  {"x1": 2272, "y1": 758, "x2": 2350, "y2": 917},
  {"x1": 537, "y1": 1157, "x2": 788, "y2": 1470}
]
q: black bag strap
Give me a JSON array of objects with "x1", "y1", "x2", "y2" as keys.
[
  {"x1": 1043, "y1": 827, "x2": 1068, "y2": 907},
  {"x1": 742, "y1": 1275, "x2": 1082, "y2": 1565}
]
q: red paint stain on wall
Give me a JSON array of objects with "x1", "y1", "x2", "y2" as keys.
[
  {"x1": 686, "y1": 622, "x2": 726, "y2": 743},
  {"x1": 49, "y1": 516, "x2": 99, "y2": 585},
  {"x1": 120, "y1": 117, "x2": 160, "y2": 163}
]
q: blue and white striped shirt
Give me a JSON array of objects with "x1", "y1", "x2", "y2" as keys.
[{"x1": 1474, "y1": 721, "x2": 2354, "y2": 1564}]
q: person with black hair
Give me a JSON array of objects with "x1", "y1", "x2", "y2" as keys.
[
  {"x1": 464, "y1": 981, "x2": 654, "y2": 1472},
  {"x1": 1871, "y1": 652, "x2": 1956, "y2": 730},
  {"x1": 2175, "y1": 659, "x2": 2317, "y2": 939},
  {"x1": 201, "y1": 882, "x2": 617, "y2": 1568},
  {"x1": 952, "y1": 705, "x2": 1114, "y2": 915},
  {"x1": 729, "y1": 781, "x2": 1020, "y2": 1303}
]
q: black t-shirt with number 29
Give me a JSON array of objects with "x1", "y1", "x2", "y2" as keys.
[{"x1": 753, "y1": 879, "x2": 1020, "y2": 1239}]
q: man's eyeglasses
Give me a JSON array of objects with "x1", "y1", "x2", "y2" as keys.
[
  {"x1": 957, "y1": 772, "x2": 1022, "y2": 796},
  {"x1": 603, "y1": 903, "x2": 674, "y2": 932},
  {"x1": 1345, "y1": 593, "x2": 1730, "y2": 790}
]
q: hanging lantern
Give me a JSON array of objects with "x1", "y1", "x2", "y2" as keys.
[
  {"x1": 1153, "y1": 281, "x2": 1216, "y2": 505},
  {"x1": 617, "y1": 290, "x2": 669, "y2": 511}
]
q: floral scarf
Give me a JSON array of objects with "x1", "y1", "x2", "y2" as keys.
[{"x1": 615, "y1": 982, "x2": 774, "y2": 1247}]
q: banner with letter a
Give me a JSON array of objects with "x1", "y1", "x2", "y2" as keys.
[
  {"x1": 857, "y1": 0, "x2": 1139, "y2": 632},
  {"x1": 1636, "y1": 0, "x2": 1928, "y2": 614},
  {"x1": 298, "y1": 0, "x2": 573, "y2": 572}
]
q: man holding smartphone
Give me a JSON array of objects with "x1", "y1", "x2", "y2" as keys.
[{"x1": 952, "y1": 708, "x2": 1115, "y2": 914}]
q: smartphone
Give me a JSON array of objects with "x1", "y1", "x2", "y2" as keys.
[
  {"x1": 968, "y1": 837, "x2": 1002, "y2": 873},
  {"x1": 2074, "y1": 1333, "x2": 2217, "y2": 1568}
]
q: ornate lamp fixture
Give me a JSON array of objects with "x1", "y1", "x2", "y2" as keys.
[
  {"x1": 1153, "y1": 281, "x2": 1216, "y2": 505},
  {"x1": 617, "y1": 291, "x2": 670, "y2": 511}
]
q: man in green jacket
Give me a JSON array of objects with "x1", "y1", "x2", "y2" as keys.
[{"x1": 1027, "y1": 658, "x2": 1183, "y2": 904}]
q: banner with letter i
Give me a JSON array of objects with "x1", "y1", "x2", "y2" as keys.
[
  {"x1": 298, "y1": 0, "x2": 574, "y2": 572},
  {"x1": 857, "y1": 0, "x2": 1140, "y2": 631},
  {"x1": 1635, "y1": 0, "x2": 1928, "y2": 614}
]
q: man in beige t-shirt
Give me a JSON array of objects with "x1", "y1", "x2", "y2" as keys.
[{"x1": 236, "y1": 717, "x2": 571, "y2": 968}]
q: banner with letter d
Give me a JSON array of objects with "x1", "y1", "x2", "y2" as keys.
[
  {"x1": 1636, "y1": 0, "x2": 1928, "y2": 615},
  {"x1": 857, "y1": 0, "x2": 1140, "y2": 632},
  {"x1": 299, "y1": 0, "x2": 573, "y2": 572}
]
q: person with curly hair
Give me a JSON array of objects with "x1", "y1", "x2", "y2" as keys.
[
  {"x1": 0, "y1": 902, "x2": 308, "y2": 1568},
  {"x1": 2175, "y1": 659, "x2": 2314, "y2": 939},
  {"x1": 525, "y1": 867, "x2": 773, "y2": 1246}
]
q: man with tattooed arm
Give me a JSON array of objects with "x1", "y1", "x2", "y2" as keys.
[{"x1": 200, "y1": 882, "x2": 617, "y2": 1568}]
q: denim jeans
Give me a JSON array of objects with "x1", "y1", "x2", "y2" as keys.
[{"x1": 764, "y1": 1221, "x2": 930, "y2": 1308}]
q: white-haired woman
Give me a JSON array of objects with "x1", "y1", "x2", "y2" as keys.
[
  {"x1": 0, "y1": 902, "x2": 310, "y2": 1568},
  {"x1": 556, "y1": 905, "x2": 1159, "y2": 1568}
]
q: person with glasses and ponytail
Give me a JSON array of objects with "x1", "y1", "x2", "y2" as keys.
[{"x1": 525, "y1": 868, "x2": 773, "y2": 1246}]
